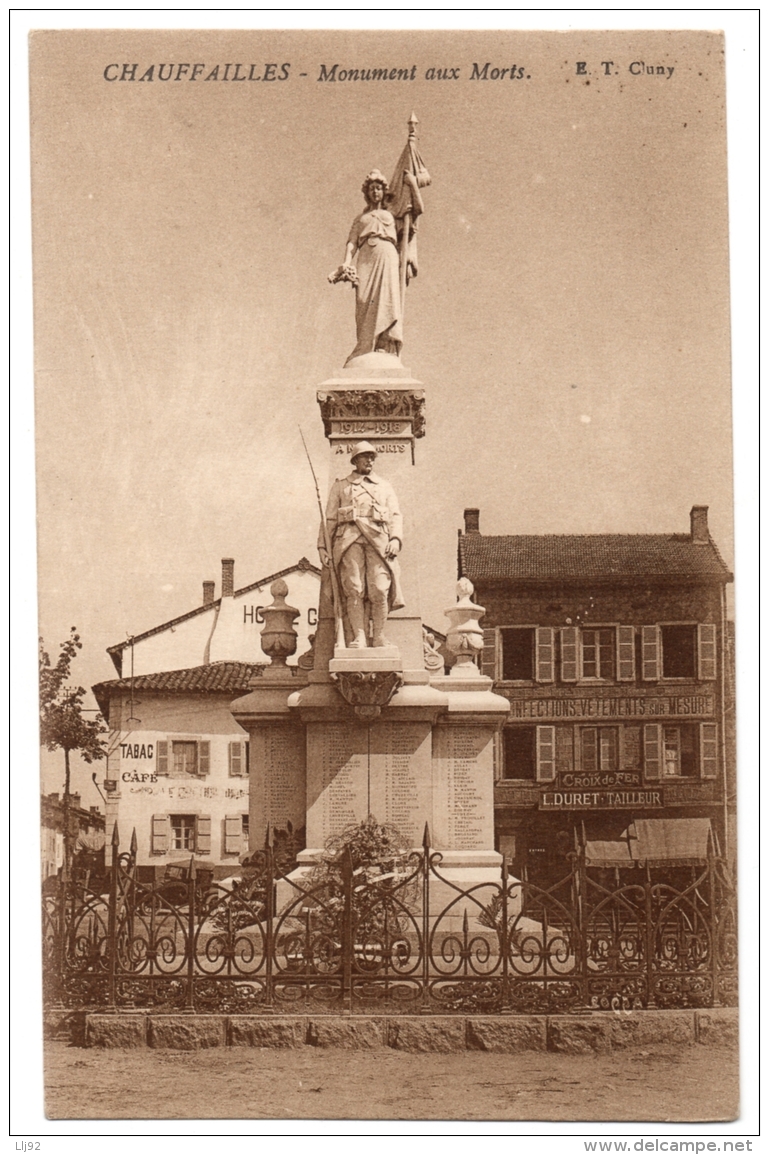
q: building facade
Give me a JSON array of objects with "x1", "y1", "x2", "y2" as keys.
[
  {"x1": 41, "y1": 792, "x2": 105, "y2": 880},
  {"x1": 458, "y1": 506, "x2": 734, "y2": 885},
  {"x1": 93, "y1": 558, "x2": 321, "y2": 877}
]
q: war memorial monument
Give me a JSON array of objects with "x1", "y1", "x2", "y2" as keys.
[{"x1": 231, "y1": 116, "x2": 511, "y2": 894}]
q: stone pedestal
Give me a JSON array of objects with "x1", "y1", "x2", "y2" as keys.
[{"x1": 231, "y1": 670, "x2": 309, "y2": 843}]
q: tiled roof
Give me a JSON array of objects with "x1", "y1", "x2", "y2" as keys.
[
  {"x1": 459, "y1": 533, "x2": 732, "y2": 583},
  {"x1": 92, "y1": 661, "x2": 267, "y2": 714},
  {"x1": 106, "y1": 559, "x2": 321, "y2": 664}
]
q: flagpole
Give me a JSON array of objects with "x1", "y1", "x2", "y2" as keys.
[{"x1": 398, "y1": 113, "x2": 419, "y2": 320}]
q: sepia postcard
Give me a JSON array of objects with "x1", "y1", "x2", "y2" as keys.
[{"x1": 19, "y1": 21, "x2": 755, "y2": 1137}]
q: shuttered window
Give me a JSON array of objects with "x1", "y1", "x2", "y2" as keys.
[
  {"x1": 169, "y1": 814, "x2": 196, "y2": 850},
  {"x1": 641, "y1": 626, "x2": 660, "y2": 681},
  {"x1": 500, "y1": 628, "x2": 535, "y2": 680},
  {"x1": 481, "y1": 628, "x2": 497, "y2": 679},
  {"x1": 581, "y1": 727, "x2": 619, "y2": 773},
  {"x1": 581, "y1": 628, "x2": 615, "y2": 679},
  {"x1": 617, "y1": 626, "x2": 636, "y2": 682},
  {"x1": 151, "y1": 814, "x2": 170, "y2": 853},
  {"x1": 560, "y1": 627, "x2": 579, "y2": 682},
  {"x1": 224, "y1": 814, "x2": 243, "y2": 855},
  {"x1": 700, "y1": 723, "x2": 718, "y2": 779},
  {"x1": 198, "y1": 741, "x2": 210, "y2": 777},
  {"x1": 196, "y1": 814, "x2": 212, "y2": 856},
  {"x1": 536, "y1": 725, "x2": 556, "y2": 782},
  {"x1": 643, "y1": 724, "x2": 662, "y2": 779},
  {"x1": 228, "y1": 741, "x2": 245, "y2": 777},
  {"x1": 535, "y1": 628, "x2": 555, "y2": 683},
  {"x1": 156, "y1": 741, "x2": 169, "y2": 776},
  {"x1": 697, "y1": 624, "x2": 717, "y2": 680},
  {"x1": 172, "y1": 741, "x2": 197, "y2": 777}
]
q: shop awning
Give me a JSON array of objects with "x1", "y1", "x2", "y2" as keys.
[{"x1": 585, "y1": 818, "x2": 715, "y2": 868}]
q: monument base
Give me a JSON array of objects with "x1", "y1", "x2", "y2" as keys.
[{"x1": 329, "y1": 646, "x2": 401, "y2": 673}]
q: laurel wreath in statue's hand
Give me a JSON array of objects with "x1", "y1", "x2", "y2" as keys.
[{"x1": 328, "y1": 264, "x2": 359, "y2": 287}]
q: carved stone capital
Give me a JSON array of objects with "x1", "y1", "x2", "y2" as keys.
[
  {"x1": 317, "y1": 389, "x2": 426, "y2": 438},
  {"x1": 331, "y1": 669, "x2": 403, "y2": 720}
]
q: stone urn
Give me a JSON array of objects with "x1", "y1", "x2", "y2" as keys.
[
  {"x1": 260, "y1": 579, "x2": 300, "y2": 666},
  {"x1": 445, "y1": 577, "x2": 485, "y2": 677}
]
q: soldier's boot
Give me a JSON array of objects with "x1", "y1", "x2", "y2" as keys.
[
  {"x1": 371, "y1": 602, "x2": 392, "y2": 649},
  {"x1": 346, "y1": 596, "x2": 368, "y2": 648}
]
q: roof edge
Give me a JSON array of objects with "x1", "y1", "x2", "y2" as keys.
[{"x1": 107, "y1": 558, "x2": 321, "y2": 656}]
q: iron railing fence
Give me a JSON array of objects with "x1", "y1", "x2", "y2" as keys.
[{"x1": 43, "y1": 828, "x2": 738, "y2": 1015}]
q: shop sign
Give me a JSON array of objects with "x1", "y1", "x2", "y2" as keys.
[
  {"x1": 540, "y1": 789, "x2": 663, "y2": 810},
  {"x1": 560, "y1": 771, "x2": 641, "y2": 789},
  {"x1": 509, "y1": 695, "x2": 714, "y2": 720}
]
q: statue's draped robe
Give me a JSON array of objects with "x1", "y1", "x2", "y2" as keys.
[{"x1": 347, "y1": 209, "x2": 402, "y2": 360}]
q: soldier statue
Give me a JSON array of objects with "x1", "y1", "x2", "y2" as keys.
[{"x1": 319, "y1": 442, "x2": 404, "y2": 648}]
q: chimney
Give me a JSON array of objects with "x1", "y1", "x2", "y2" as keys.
[
  {"x1": 464, "y1": 508, "x2": 480, "y2": 535},
  {"x1": 48, "y1": 792, "x2": 59, "y2": 803},
  {"x1": 690, "y1": 506, "x2": 709, "y2": 544},
  {"x1": 221, "y1": 558, "x2": 235, "y2": 598},
  {"x1": 202, "y1": 580, "x2": 215, "y2": 606},
  {"x1": 70, "y1": 793, "x2": 81, "y2": 810}
]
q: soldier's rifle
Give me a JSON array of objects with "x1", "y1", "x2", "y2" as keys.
[{"x1": 299, "y1": 428, "x2": 346, "y2": 649}]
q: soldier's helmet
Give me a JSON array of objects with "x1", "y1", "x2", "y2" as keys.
[{"x1": 350, "y1": 441, "x2": 378, "y2": 464}]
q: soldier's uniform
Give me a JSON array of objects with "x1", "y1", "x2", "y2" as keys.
[{"x1": 321, "y1": 443, "x2": 404, "y2": 647}]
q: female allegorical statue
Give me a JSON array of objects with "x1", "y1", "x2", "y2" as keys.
[{"x1": 329, "y1": 149, "x2": 427, "y2": 363}]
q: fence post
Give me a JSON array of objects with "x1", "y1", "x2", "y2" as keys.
[
  {"x1": 574, "y1": 850, "x2": 588, "y2": 1007},
  {"x1": 341, "y1": 845, "x2": 354, "y2": 1013},
  {"x1": 263, "y1": 827, "x2": 274, "y2": 1009},
  {"x1": 500, "y1": 857, "x2": 509, "y2": 1011},
  {"x1": 107, "y1": 823, "x2": 120, "y2": 1010},
  {"x1": 644, "y1": 865, "x2": 656, "y2": 1008},
  {"x1": 421, "y1": 823, "x2": 431, "y2": 1012},
  {"x1": 186, "y1": 856, "x2": 196, "y2": 1011},
  {"x1": 708, "y1": 855, "x2": 720, "y2": 1006}
]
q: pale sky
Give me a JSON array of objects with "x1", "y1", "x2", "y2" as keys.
[{"x1": 30, "y1": 28, "x2": 734, "y2": 805}]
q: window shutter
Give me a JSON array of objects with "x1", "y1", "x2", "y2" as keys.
[
  {"x1": 196, "y1": 814, "x2": 212, "y2": 855},
  {"x1": 156, "y1": 740, "x2": 169, "y2": 776},
  {"x1": 536, "y1": 725, "x2": 556, "y2": 782},
  {"x1": 245, "y1": 741, "x2": 250, "y2": 775},
  {"x1": 481, "y1": 628, "x2": 497, "y2": 679},
  {"x1": 560, "y1": 627, "x2": 579, "y2": 682},
  {"x1": 224, "y1": 814, "x2": 242, "y2": 855},
  {"x1": 641, "y1": 626, "x2": 660, "y2": 681},
  {"x1": 151, "y1": 814, "x2": 169, "y2": 853},
  {"x1": 535, "y1": 628, "x2": 555, "y2": 683},
  {"x1": 228, "y1": 741, "x2": 244, "y2": 777},
  {"x1": 643, "y1": 724, "x2": 662, "y2": 780},
  {"x1": 198, "y1": 740, "x2": 211, "y2": 777},
  {"x1": 617, "y1": 626, "x2": 636, "y2": 682},
  {"x1": 697, "y1": 624, "x2": 717, "y2": 680},
  {"x1": 700, "y1": 723, "x2": 718, "y2": 779}
]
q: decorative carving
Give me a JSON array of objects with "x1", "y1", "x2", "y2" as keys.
[
  {"x1": 331, "y1": 669, "x2": 402, "y2": 720},
  {"x1": 260, "y1": 579, "x2": 299, "y2": 666},
  {"x1": 317, "y1": 390, "x2": 426, "y2": 438},
  {"x1": 296, "y1": 631, "x2": 316, "y2": 671},
  {"x1": 444, "y1": 577, "x2": 486, "y2": 677},
  {"x1": 422, "y1": 628, "x2": 444, "y2": 672}
]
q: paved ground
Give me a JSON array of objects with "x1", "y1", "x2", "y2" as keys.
[{"x1": 44, "y1": 1040, "x2": 739, "y2": 1122}]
